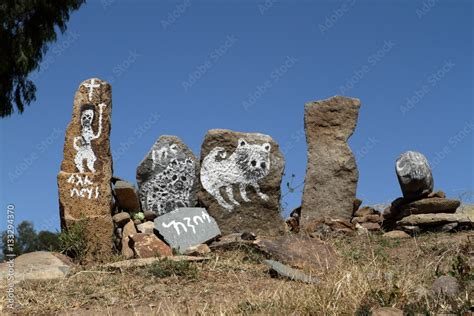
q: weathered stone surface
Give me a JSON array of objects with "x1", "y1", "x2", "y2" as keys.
[
  {"x1": 354, "y1": 206, "x2": 376, "y2": 217},
  {"x1": 360, "y1": 222, "x2": 381, "y2": 231},
  {"x1": 112, "y1": 212, "x2": 131, "y2": 226},
  {"x1": 103, "y1": 256, "x2": 209, "y2": 270},
  {"x1": 136, "y1": 221, "x2": 155, "y2": 234},
  {"x1": 353, "y1": 198, "x2": 362, "y2": 214},
  {"x1": 431, "y1": 276, "x2": 460, "y2": 298},
  {"x1": 209, "y1": 233, "x2": 257, "y2": 251},
  {"x1": 154, "y1": 207, "x2": 221, "y2": 253},
  {"x1": 256, "y1": 235, "x2": 337, "y2": 272},
  {"x1": 383, "y1": 198, "x2": 461, "y2": 222},
  {"x1": 305, "y1": 218, "x2": 355, "y2": 237},
  {"x1": 302, "y1": 96, "x2": 361, "y2": 224},
  {"x1": 428, "y1": 190, "x2": 446, "y2": 198},
  {"x1": 129, "y1": 233, "x2": 173, "y2": 258},
  {"x1": 351, "y1": 214, "x2": 381, "y2": 224},
  {"x1": 396, "y1": 213, "x2": 471, "y2": 227},
  {"x1": 0, "y1": 252, "x2": 72, "y2": 283},
  {"x1": 198, "y1": 129, "x2": 285, "y2": 235},
  {"x1": 396, "y1": 151, "x2": 433, "y2": 200},
  {"x1": 113, "y1": 180, "x2": 141, "y2": 212},
  {"x1": 183, "y1": 244, "x2": 211, "y2": 256},
  {"x1": 58, "y1": 78, "x2": 114, "y2": 260},
  {"x1": 382, "y1": 230, "x2": 410, "y2": 239},
  {"x1": 137, "y1": 135, "x2": 199, "y2": 216},
  {"x1": 144, "y1": 210, "x2": 157, "y2": 221},
  {"x1": 264, "y1": 260, "x2": 319, "y2": 284},
  {"x1": 121, "y1": 220, "x2": 136, "y2": 259}
]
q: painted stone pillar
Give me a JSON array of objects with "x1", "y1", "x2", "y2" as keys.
[{"x1": 57, "y1": 78, "x2": 114, "y2": 260}]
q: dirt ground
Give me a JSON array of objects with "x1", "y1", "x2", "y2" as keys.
[{"x1": 1, "y1": 231, "x2": 472, "y2": 315}]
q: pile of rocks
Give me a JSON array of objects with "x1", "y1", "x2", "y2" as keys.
[
  {"x1": 351, "y1": 205, "x2": 382, "y2": 232},
  {"x1": 382, "y1": 151, "x2": 468, "y2": 234}
]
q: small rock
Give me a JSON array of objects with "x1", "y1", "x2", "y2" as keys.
[
  {"x1": 133, "y1": 219, "x2": 142, "y2": 226},
  {"x1": 351, "y1": 214, "x2": 381, "y2": 224},
  {"x1": 113, "y1": 212, "x2": 131, "y2": 227},
  {"x1": 144, "y1": 210, "x2": 157, "y2": 221},
  {"x1": 183, "y1": 244, "x2": 211, "y2": 256},
  {"x1": 136, "y1": 221, "x2": 155, "y2": 234},
  {"x1": 264, "y1": 259, "x2": 318, "y2": 284},
  {"x1": 396, "y1": 213, "x2": 471, "y2": 227},
  {"x1": 396, "y1": 151, "x2": 433, "y2": 200},
  {"x1": 354, "y1": 206, "x2": 376, "y2": 217},
  {"x1": 121, "y1": 220, "x2": 136, "y2": 259},
  {"x1": 428, "y1": 190, "x2": 446, "y2": 199},
  {"x1": 431, "y1": 275, "x2": 460, "y2": 298},
  {"x1": 382, "y1": 230, "x2": 410, "y2": 239},
  {"x1": 353, "y1": 198, "x2": 363, "y2": 214},
  {"x1": 371, "y1": 307, "x2": 403, "y2": 316},
  {"x1": 360, "y1": 222, "x2": 380, "y2": 231},
  {"x1": 114, "y1": 180, "x2": 141, "y2": 212},
  {"x1": 130, "y1": 233, "x2": 173, "y2": 258},
  {"x1": 355, "y1": 223, "x2": 368, "y2": 235},
  {"x1": 399, "y1": 225, "x2": 421, "y2": 234},
  {"x1": 209, "y1": 233, "x2": 257, "y2": 250}
]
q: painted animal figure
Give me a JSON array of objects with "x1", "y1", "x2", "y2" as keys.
[
  {"x1": 73, "y1": 103, "x2": 106, "y2": 173},
  {"x1": 201, "y1": 138, "x2": 271, "y2": 211}
]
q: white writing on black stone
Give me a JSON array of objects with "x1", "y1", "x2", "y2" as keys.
[
  {"x1": 201, "y1": 139, "x2": 271, "y2": 211},
  {"x1": 162, "y1": 210, "x2": 211, "y2": 235},
  {"x1": 73, "y1": 103, "x2": 106, "y2": 173}
]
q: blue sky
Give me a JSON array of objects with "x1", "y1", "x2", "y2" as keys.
[{"x1": 0, "y1": 0, "x2": 472, "y2": 233}]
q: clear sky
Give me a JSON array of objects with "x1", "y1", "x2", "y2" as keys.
[{"x1": 0, "y1": 0, "x2": 472, "y2": 233}]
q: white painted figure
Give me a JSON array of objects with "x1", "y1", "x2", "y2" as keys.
[
  {"x1": 73, "y1": 103, "x2": 106, "y2": 173},
  {"x1": 201, "y1": 138, "x2": 271, "y2": 211},
  {"x1": 82, "y1": 79, "x2": 101, "y2": 102}
]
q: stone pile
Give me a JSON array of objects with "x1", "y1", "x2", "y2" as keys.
[
  {"x1": 382, "y1": 151, "x2": 465, "y2": 233},
  {"x1": 351, "y1": 206, "x2": 382, "y2": 232}
]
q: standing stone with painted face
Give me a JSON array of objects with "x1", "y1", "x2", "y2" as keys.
[
  {"x1": 137, "y1": 136, "x2": 200, "y2": 216},
  {"x1": 199, "y1": 129, "x2": 285, "y2": 235},
  {"x1": 57, "y1": 78, "x2": 114, "y2": 261}
]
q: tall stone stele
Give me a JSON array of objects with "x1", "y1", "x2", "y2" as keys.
[
  {"x1": 57, "y1": 78, "x2": 114, "y2": 260},
  {"x1": 198, "y1": 129, "x2": 285, "y2": 236},
  {"x1": 301, "y1": 96, "x2": 361, "y2": 224}
]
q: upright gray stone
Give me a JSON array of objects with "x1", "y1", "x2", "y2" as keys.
[
  {"x1": 154, "y1": 207, "x2": 221, "y2": 253},
  {"x1": 198, "y1": 129, "x2": 285, "y2": 236},
  {"x1": 396, "y1": 151, "x2": 433, "y2": 200},
  {"x1": 136, "y1": 136, "x2": 199, "y2": 216},
  {"x1": 301, "y1": 96, "x2": 361, "y2": 224}
]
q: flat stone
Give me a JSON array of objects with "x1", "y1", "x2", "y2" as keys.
[
  {"x1": 384, "y1": 197, "x2": 461, "y2": 221},
  {"x1": 136, "y1": 221, "x2": 155, "y2": 234},
  {"x1": 396, "y1": 151, "x2": 433, "y2": 200},
  {"x1": 360, "y1": 222, "x2": 381, "y2": 231},
  {"x1": 264, "y1": 260, "x2": 318, "y2": 284},
  {"x1": 154, "y1": 207, "x2": 221, "y2": 253},
  {"x1": 121, "y1": 220, "x2": 137, "y2": 259},
  {"x1": 371, "y1": 307, "x2": 403, "y2": 316},
  {"x1": 382, "y1": 230, "x2": 410, "y2": 239},
  {"x1": 114, "y1": 180, "x2": 141, "y2": 212},
  {"x1": 209, "y1": 233, "x2": 258, "y2": 251},
  {"x1": 0, "y1": 252, "x2": 72, "y2": 283},
  {"x1": 431, "y1": 275, "x2": 460, "y2": 298},
  {"x1": 183, "y1": 244, "x2": 211, "y2": 256},
  {"x1": 302, "y1": 96, "x2": 361, "y2": 223},
  {"x1": 396, "y1": 213, "x2": 471, "y2": 227},
  {"x1": 353, "y1": 206, "x2": 375, "y2": 217},
  {"x1": 137, "y1": 135, "x2": 199, "y2": 216},
  {"x1": 428, "y1": 190, "x2": 446, "y2": 198},
  {"x1": 351, "y1": 214, "x2": 381, "y2": 224},
  {"x1": 112, "y1": 212, "x2": 131, "y2": 226},
  {"x1": 129, "y1": 233, "x2": 173, "y2": 258},
  {"x1": 57, "y1": 78, "x2": 114, "y2": 261},
  {"x1": 256, "y1": 235, "x2": 337, "y2": 272},
  {"x1": 198, "y1": 129, "x2": 285, "y2": 235},
  {"x1": 103, "y1": 256, "x2": 209, "y2": 269}
]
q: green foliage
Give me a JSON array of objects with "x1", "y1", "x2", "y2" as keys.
[
  {"x1": 58, "y1": 220, "x2": 87, "y2": 262},
  {"x1": 37, "y1": 230, "x2": 60, "y2": 251},
  {"x1": 0, "y1": 0, "x2": 85, "y2": 117},
  {"x1": 147, "y1": 258, "x2": 199, "y2": 279}
]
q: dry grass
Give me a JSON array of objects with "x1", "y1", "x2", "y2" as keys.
[{"x1": 1, "y1": 232, "x2": 472, "y2": 315}]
